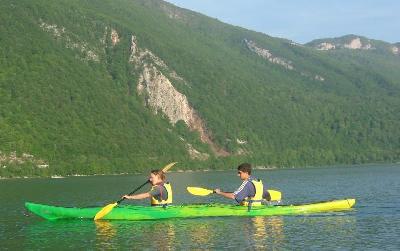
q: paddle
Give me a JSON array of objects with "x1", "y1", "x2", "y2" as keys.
[
  {"x1": 186, "y1": 187, "x2": 282, "y2": 201},
  {"x1": 94, "y1": 162, "x2": 177, "y2": 220}
]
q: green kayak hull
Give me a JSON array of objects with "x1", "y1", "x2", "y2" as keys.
[{"x1": 25, "y1": 199, "x2": 355, "y2": 221}]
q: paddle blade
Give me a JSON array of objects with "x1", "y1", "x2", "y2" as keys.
[
  {"x1": 267, "y1": 190, "x2": 282, "y2": 201},
  {"x1": 187, "y1": 187, "x2": 214, "y2": 196},
  {"x1": 162, "y1": 162, "x2": 178, "y2": 173},
  {"x1": 94, "y1": 202, "x2": 118, "y2": 220}
]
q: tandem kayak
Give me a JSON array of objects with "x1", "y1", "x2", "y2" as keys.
[{"x1": 25, "y1": 199, "x2": 355, "y2": 221}]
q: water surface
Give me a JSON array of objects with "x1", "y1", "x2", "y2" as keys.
[{"x1": 1, "y1": 164, "x2": 399, "y2": 249}]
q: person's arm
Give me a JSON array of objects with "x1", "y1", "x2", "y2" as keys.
[
  {"x1": 123, "y1": 185, "x2": 162, "y2": 200},
  {"x1": 214, "y1": 180, "x2": 251, "y2": 202},
  {"x1": 214, "y1": 189, "x2": 235, "y2": 199},
  {"x1": 122, "y1": 192, "x2": 151, "y2": 200}
]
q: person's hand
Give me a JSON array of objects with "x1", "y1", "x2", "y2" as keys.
[
  {"x1": 122, "y1": 194, "x2": 129, "y2": 199},
  {"x1": 214, "y1": 188, "x2": 221, "y2": 194}
]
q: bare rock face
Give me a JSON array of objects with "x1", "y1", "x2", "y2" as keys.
[
  {"x1": 236, "y1": 138, "x2": 247, "y2": 145},
  {"x1": 317, "y1": 42, "x2": 336, "y2": 50},
  {"x1": 39, "y1": 22, "x2": 65, "y2": 37},
  {"x1": 343, "y1": 38, "x2": 362, "y2": 49},
  {"x1": 129, "y1": 36, "x2": 167, "y2": 69},
  {"x1": 132, "y1": 35, "x2": 228, "y2": 157},
  {"x1": 39, "y1": 20, "x2": 99, "y2": 62},
  {"x1": 344, "y1": 37, "x2": 373, "y2": 50},
  {"x1": 363, "y1": 43, "x2": 372, "y2": 49},
  {"x1": 236, "y1": 148, "x2": 251, "y2": 156},
  {"x1": 159, "y1": 1, "x2": 188, "y2": 21},
  {"x1": 244, "y1": 39, "x2": 294, "y2": 70},
  {"x1": 0, "y1": 151, "x2": 48, "y2": 169},
  {"x1": 392, "y1": 46, "x2": 399, "y2": 55},
  {"x1": 130, "y1": 35, "x2": 138, "y2": 59},
  {"x1": 137, "y1": 65, "x2": 193, "y2": 125},
  {"x1": 186, "y1": 143, "x2": 210, "y2": 160},
  {"x1": 245, "y1": 39, "x2": 325, "y2": 82},
  {"x1": 344, "y1": 38, "x2": 362, "y2": 49},
  {"x1": 290, "y1": 41, "x2": 303, "y2": 47},
  {"x1": 313, "y1": 37, "x2": 376, "y2": 51},
  {"x1": 314, "y1": 75, "x2": 325, "y2": 81},
  {"x1": 111, "y1": 29, "x2": 120, "y2": 46}
]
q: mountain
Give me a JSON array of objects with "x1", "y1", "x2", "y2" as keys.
[
  {"x1": 306, "y1": 34, "x2": 400, "y2": 54},
  {"x1": 1, "y1": 0, "x2": 399, "y2": 177}
]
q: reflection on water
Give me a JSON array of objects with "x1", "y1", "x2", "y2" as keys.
[
  {"x1": 95, "y1": 221, "x2": 117, "y2": 247},
  {"x1": 188, "y1": 221, "x2": 213, "y2": 248},
  {"x1": 253, "y1": 216, "x2": 285, "y2": 249},
  {"x1": 22, "y1": 213, "x2": 371, "y2": 250},
  {"x1": 241, "y1": 216, "x2": 285, "y2": 250},
  {"x1": 147, "y1": 221, "x2": 177, "y2": 251}
]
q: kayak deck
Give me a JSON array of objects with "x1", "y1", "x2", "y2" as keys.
[{"x1": 25, "y1": 199, "x2": 355, "y2": 221}]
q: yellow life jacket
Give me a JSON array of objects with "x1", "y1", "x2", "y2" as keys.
[
  {"x1": 151, "y1": 182, "x2": 173, "y2": 206},
  {"x1": 241, "y1": 179, "x2": 264, "y2": 207}
]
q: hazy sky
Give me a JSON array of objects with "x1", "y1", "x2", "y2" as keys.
[{"x1": 165, "y1": 0, "x2": 399, "y2": 44}]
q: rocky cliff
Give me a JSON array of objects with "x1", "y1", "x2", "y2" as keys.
[{"x1": 130, "y1": 35, "x2": 228, "y2": 157}]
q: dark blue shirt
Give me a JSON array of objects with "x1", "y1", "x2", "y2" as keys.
[{"x1": 233, "y1": 177, "x2": 270, "y2": 203}]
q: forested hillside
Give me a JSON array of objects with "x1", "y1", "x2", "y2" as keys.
[{"x1": 1, "y1": 0, "x2": 399, "y2": 177}]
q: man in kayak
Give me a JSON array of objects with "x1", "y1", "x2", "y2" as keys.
[
  {"x1": 122, "y1": 169, "x2": 173, "y2": 206},
  {"x1": 214, "y1": 163, "x2": 270, "y2": 206}
]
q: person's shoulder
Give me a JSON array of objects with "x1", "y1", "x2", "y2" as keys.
[
  {"x1": 240, "y1": 179, "x2": 251, "y2": 187},
  {"x1": 242, "y1": 180, "x2": 255, "y2": 190}
]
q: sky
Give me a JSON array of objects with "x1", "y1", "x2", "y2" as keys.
[{"x1": 165, "y1": 0, "x2": 399, "y2": 44}]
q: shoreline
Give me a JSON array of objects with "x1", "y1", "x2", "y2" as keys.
[
  {"x1": 1, "y1": 162, "x2": 399, "y2": 180},
  {"x1": 0, "y1": 166, "x2": 282, "y2": 179},
  {"x1": 0, "y1": 168, "x2": 275, "y2": 179}
]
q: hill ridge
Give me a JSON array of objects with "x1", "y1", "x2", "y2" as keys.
[{"x1": 1, "y1": 0, "x2": 399, "y2": 177}]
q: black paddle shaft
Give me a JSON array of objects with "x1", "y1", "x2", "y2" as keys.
[{"x1": 117, "y1": 180, "x2": 150, "y2": 204}]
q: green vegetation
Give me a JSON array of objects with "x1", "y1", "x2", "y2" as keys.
[{"x1": 1, "y1": 0, "x2": 399, "y2": 177}]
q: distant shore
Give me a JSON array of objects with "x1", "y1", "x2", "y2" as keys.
[
  {"x1": 2, "y1": 162, "x2": 398, "y2": 180},
  {"x1": 0, "y1": 166, "x2": 280, "y2": 179}
]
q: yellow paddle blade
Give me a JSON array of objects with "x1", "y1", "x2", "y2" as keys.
[
  {"x1": 187, "y1": 187, "x2": 214, "y2": 196},
  {"x1": 162, "y1": 162, "x2": 178, "y2": 173},
  {"x1": 94, "y1": 202, "x2": 118, "y2": 220},
  {"x1": 267, "y1": 190, "x2": 282, "y2": 201}
]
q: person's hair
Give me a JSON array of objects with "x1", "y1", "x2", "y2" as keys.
[
  {"x1": 151, "y1": 169, "x2": 166, "y2": 181},
  {"x1": 237, "y1": 163, "x2": 252, "y2": 175}
]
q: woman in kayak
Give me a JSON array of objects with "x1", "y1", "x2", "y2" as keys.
[
  {"x1": 122, "y1": 169, "x2": 172, "y2": 206},
  {"x1": 214, "y1": 163, "x2": 270, "y2": 206}
]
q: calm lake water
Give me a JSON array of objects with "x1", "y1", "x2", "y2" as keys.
[{"x1": 1, "y1": 164, "x2": 399, "y2": 250}]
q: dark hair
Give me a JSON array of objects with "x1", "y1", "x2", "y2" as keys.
[
  {"x1": 237, "y1": 163, "x2": 251, "y2": 174},
  {"x1": 151, "y1": 169, "x2": 166, "y2": 181}
]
